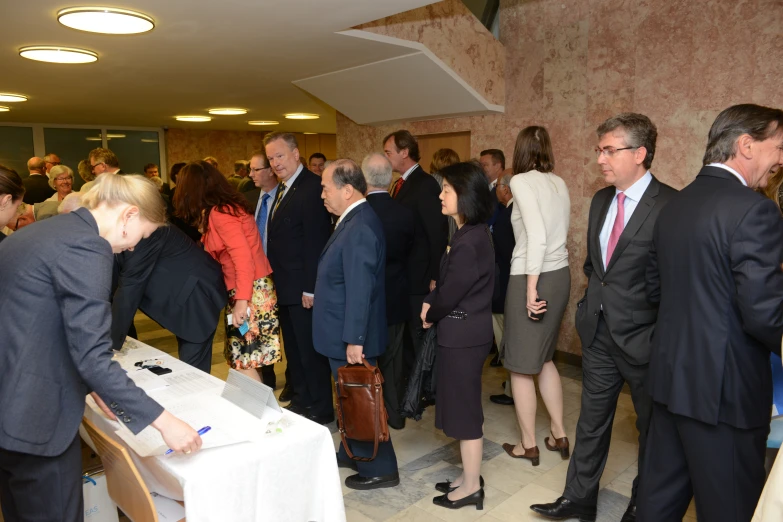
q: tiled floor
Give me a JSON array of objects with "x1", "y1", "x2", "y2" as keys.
[{"x1": 134, "y1": 312, "x2": 698, "y2": 521}]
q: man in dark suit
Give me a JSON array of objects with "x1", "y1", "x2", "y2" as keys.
[
  {"x1": 363, "y1": 153, "x2": 415, "y2": 430},
  {"x1": 89, "y1": 147, "x2": 123, "y2": 177},
  {"x1": 637, "y1": 104, "x2": 783, "y2": 522},
  {"x1": 264, "y1": 132, "x2": 334, "y2": 424},
  {"x1": 480, "y1": 149, "x2": 505, "y2": 227},
  {"x1": 489, "y1": 173, "x2": 517, "y2": 406},
  {"x1": 22, "y1": 157, "x2": 55, "y2": 204},
  {"x1": 532, "y1": 113, "x2": 677, "y2": 522},
  {"x1": 111, "y1": 225, "x2": 227, "y2": 373},
  {"x1": 314, "y1": 159, "x2": 399, "y2": 490},
  {"x1": 383, "y1": 130, "x2": 448, "y2": 366}
]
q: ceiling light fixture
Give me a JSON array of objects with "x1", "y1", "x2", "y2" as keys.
[
  {"x1": 140, "y1": 138, "x2": 158, "y2": 143},
  {"x1": 285, "y1": 113, "x2": 319, "y2": 120},
  {"x1": 248, "y1": 120, "x2": 279, "y2": 126},
  {"x1": 0, "y1": 93, "x2": 27, "y2": 103},
  {"x1": 85, "y1": 137, "x2": 102, "y2": 141},
  {"x1": 106, "y1": 133, "x2": 126, "y2": 138},
  {"x1": 57, "y1": 7, "x2": 154, "y2": 34},
  {"x1": 19, "y1": 46, "x2": 98, "y2": 64},
  {"x1": 175, "y1": 115, "x2": 211, "y2": 122},
  {"x1": 0, "y1": 107, "x2": 9, "y2": 112},
  {"x1": 303, "y1": 132, "x2": 317, "y2": 135},
  {"x1": 208, "y1": 108, "x2": 247, "y2": 115}
]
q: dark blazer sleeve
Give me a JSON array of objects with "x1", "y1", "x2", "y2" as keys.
[
  {"x1": 583, "y1": 198, "x2": 595, "y2": 281},
  {"x1": 730, "y1": 198, "x2": 783, "y2": 352},
  {"x1": 111, "y1": 234, "x2": 164, "y2": 350},
  {"x1": 342, "y1": 224, "x2": 382, "y2": 345},
  {"x1": 304, "y1": 184, "x2": 333, "y2": 295},
  {"x1": 419, "y1": 180, "x2": 448, "y2": 281},
  {"x1": 54, "y1": 240, "x2": 164, "y2": 435},
  {"x1": 425, "y1": 242, "x2": 478, "y2": 322}
]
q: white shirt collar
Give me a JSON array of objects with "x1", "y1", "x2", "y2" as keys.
[
  {"x1": 505, "y1": 196, "x2": 514, "y2": 207},
  {"x1": 335, "y1": 199, "x2": 366, "y2": 227},
  {"x1": 401, "y1": 164, "x2": 419, "y2": 181},
  {"x1": 282, "y1": 164, "x2": 304, "y2": 188},
  {"x1": 489, "y1": 178, "x2": 498, "y2": 189},
  {"x1": 367, "y1": 190, "x2": 387, "y2": 195},
  {"x1": 707, "y1": 163, "x2": 748, "y2": 186},
  {"x1": 617, "y1": 170, "x2": 653, "y2": 202}
]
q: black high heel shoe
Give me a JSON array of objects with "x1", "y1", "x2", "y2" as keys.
[
  {"x1": 433, "y1": 488, "x2": 485, "y2": 510},
  {"x1": 435, "y1": 475, "x2": 484, "y2": 493}
]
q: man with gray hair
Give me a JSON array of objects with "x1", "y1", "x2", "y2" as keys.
[
  {"x1": 637, "y1": 104, "x2": 783, "y2": 522},
  {"x1": 43, "y1": 153, "x2": 61, "y2": 174},
  {"x1": 364, "y1": 153, "x2": 415, "y2": 430},
  {"x1": 314, "y1": 158, "x2": 399, "y2": 490},
  {"x1": 23, "y1": 157, "x2": 55, "y2": 204}
]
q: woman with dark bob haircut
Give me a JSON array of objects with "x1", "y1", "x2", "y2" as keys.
[
  {"x1": 420, "y1": 161, "x2": 495, "y2": 510},
  {"x1": 0, "y1": 165, "x2": 25, "y2": 243}
]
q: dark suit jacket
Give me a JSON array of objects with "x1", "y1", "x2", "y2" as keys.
[
  {"x1": 487, "y1": 185, "x2": 500, "y2": 227},
  {"x1": 366, "y1": 192, "x2": 415, "y2": 326},
  {"x1": 244, "y1": 187, "x2": 261, "y2": 212},
  {"x1": 646, "y1": 166, "x2": 783, "y2": 429},
  {"x1": 491, "y1": 202, "x2": 515, "y2": 313},
  {"x1": 0, "y1": 208, "x2": 164, "y2": 456},
  {"x1": 111, "y1": 225, "x2": 227, "y2": 350},
  {"x1": 22, "y1": 174, "x2": 55, "y2": 204},
  {"x1": 267, "y1": 168, "x2": 332, "y2": 305},
  {"x1": 425, "y1": 223, "x2": 495, "y2": 348},
  {"x1": 313, "y1": 203, "x2": 387, "y2": 360},
  {"x1": 394, "y1": 166, "x2": 448, "y2": 294},
  {"x1": 575, "y1": 175, "x2": 677, "y2": 365}
]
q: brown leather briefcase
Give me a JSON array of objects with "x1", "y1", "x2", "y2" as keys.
[{"x1": 336, "y1": 359, "x2": 390, "y2": 461}]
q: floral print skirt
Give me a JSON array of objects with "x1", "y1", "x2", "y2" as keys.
[{"x1": 224, "y1": 276, "x2": 282, "y2": 370}]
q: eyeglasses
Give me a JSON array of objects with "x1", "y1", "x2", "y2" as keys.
[
  {"x1": 47, "y1": 161, "x2": 61, "y2": 166},
  {"x1": 55, "y1": 176, "x2": 72, "y2": 182},
  {"x1": 595, "y1": 146, "x2": 637, "y2": 158},
  {"x1": 91, "y1": 162, "x2": 105, "y2": 171},
  {"x1": 249, "y1": 167, "x2": 271, "y2": 173}
]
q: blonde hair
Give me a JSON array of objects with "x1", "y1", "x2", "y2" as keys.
[
  {"x1": 430, "y1": 148, "x2": 460, "y2": 174},
  {"x1": 79, "y1": 173, "x2": 166, "y2": 225},
  {"x1": 78, "y1": 159, "x2": 95, "y2": 182},
  {"x1": 48, "y1": 165, "x2": 74, "y2": 189},
  {"x1": 762, "y1": 166, "x2": 783, "y2": 212}
]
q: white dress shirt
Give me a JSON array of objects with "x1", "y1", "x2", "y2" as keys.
[
  {"x1": 401, "y1": 164, "x2": 419, "y2": 180},
  {"x1": 599, "y1": 171, "x2": 653, "y2": 268},
  {"x1": 335, "y1": 199, "x2": 366, "y2": 228},
  {"x1": 707, "y1": 163, "x2": 748, "y2": 186}
]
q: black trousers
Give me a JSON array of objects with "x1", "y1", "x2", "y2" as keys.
[
  {"x1": 637, "y1": 402, "x2": 768, "y2": 522},
  {"x1": 278, "y1": 304, "x2": 332, "y2": 416},
  {"x1": 0, "y1": 435, "x2": 82, "y2": 522},
  {"x1": 403, "y1": 294, "x2": 427, "y2": 376},
  {"x1": 378, "y1": 322, "x2": 405, "y2": 426},
  {"x1": 564, "y1": 315, "x2": 652, "y2": 505},
  {"x1": 176, "y1": 328, "x2": 216, "y2": 374}
]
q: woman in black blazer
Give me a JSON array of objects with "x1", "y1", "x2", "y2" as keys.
[{"x1": 421, "y1": 161, "x2": 494, "y2": 511}]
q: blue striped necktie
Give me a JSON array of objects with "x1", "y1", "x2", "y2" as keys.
[{"x1": 256, "y1": 193, "x2": 271, "y2": 251}]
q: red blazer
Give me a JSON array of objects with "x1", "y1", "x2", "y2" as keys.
[{"x1": 202, "y1": 208, "x2": 272, "y2": 300}]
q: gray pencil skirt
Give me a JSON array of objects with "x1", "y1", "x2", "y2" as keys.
[{"x1": 501, "y1": 266, "x2": 571, "y2": 375}]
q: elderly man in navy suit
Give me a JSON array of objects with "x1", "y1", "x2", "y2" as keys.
[{"x1": 313, "y1": 159, "x2": 399, "y2": 491}]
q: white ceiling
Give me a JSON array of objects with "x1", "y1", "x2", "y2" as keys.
[{"x1": 0, "y1": 0, "x2": 438, "y2": 132}]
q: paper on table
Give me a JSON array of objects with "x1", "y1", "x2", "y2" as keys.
[
  {"x1": 151, "y1": 493, "x2": 186, "y2": 522},
  {"x1": 147, "y1": 371, "x2": 223, "y2": 403},
  {"x1": 126, "y1": 369, "x2": 169, "y2": 392}
]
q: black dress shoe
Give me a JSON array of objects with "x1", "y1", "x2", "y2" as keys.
[
  {"x1": 621, "y1": 498, "x2": 636, "y2": 522},
  {"x1": 306, "y1": 412, "x2": 335, "y2": 425},
  {"x1": 284, "y1": 402, "x2": 309, "y2": 415},
  {"x1": 530, "y1": 497, "x2": 596, "y2": 521},
  {"x1": 336, "y1": 453, "x2": 357, "y2": 471},
  {"x1": 433, "y1": 488, "x2": 485, "y2": 510},
  {"x1": 345, "y1": 472, "x2": 400, "y2": 490},
  {"x1": 278, "y1": 383, "x2": 294, "y2": 402},
  {"x1": 387, "y1": 418, "x2": 405, "y2": 430},
  {"x1": 435, "y1": 475, "x2": 484, "y2": 493},
  {"x1": 490, "y1": 394, "x2": 514, "y2": 405}
]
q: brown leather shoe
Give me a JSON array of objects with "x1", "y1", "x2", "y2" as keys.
[
  {"x1": 544, "y1": 431, "x2": 570, "y2": 459},
  {"x1": 502, "y1": 442, "x2": 540, "y2": 466}
]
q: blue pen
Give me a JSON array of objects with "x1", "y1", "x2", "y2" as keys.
[{"x1": 165, "y1": 426, "x2": 211, "y2": 455}]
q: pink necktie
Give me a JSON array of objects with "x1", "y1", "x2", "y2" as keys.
[{"x1": 605, "y1": 192, "x2": 626, "y2": 267}]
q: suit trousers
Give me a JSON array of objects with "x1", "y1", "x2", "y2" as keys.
[
  {"x1": 564, "y1": 315, "x2": 652, "y2": 505},
  {"x1": 278, "y1": 304, "x2": 332, "y2": 416},
  {"x1": 0, "y1": 434, "x2": 82, "y2": 522},
  {"x1": 637, "y1": 402, "x2": 768, "y2": 522},
  {"x1": 330, "y1": 358, "x2": 398, "y2": 477},
  {"x1": 176, "y1": 328, "x2": 216, "y2": 374},
  {"x1": 378, "y1": 323, "x2": 405, "y2": 426}
]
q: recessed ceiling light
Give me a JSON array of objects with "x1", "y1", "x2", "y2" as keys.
[
  {"x1": 248, "y1": 120, "x2": 279, "y2": 126},
  {"x1": 208, "y1": 108, "x2": 247, "y2": 115},
  {"x1": 0, "y1": 107, "x2": 9, "y2": 112},
  {"x1": 141, "y1": 138, "x2": 158, "y2": 143},
  {"x1": 85, "y1": 137, "x2": 102, "y2": 141},
  {"x1": 303, "y1": 132, "x2": 317, "y2": 135},
  {"x1": 57, "y1": 7, "x2": 154, "y2": 35},
  {"x1": 19, "y1": 46, "x2": 98, "y2": 64},
  {"x1": 175, "y1": 115, "x2": 211, "y2": 122},
  {"x1": 0, "y1": 93, "x2": 27, "y2": 103},
  {"x1": 106, "y1": 133, "x2": 126, "y2": 138},
  {"x1": 285, "y1": 113, "x2": 319, "y2": 120}
]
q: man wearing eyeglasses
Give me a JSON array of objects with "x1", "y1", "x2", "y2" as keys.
[
  {"x1": 88, "y1": 148, "x2": 123, "y2": 178},
  {"x1": 531, "y1": 113, "x2": 677, "y2": 522},
  {"x1": 43, "y1": 153, "x2": 61, "y2": 174}
]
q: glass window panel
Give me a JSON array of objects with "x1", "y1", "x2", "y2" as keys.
[
  {"x1": 43, "y1": 127, "x2": 102, "y2": 191},
  {"x1": 107, "y1": 130, "x2": 161, "y2": 178},
  {"x1": 0, "y1": 126, "x2": 34, "y2": 179}
]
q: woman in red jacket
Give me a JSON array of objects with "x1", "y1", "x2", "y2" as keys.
[{"x1": 174, "y1": 160, "x2": 281, "y2": 381}]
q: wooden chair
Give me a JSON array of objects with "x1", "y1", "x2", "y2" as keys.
[{"x1": 81, "y1": 417, "x2": 159, "y2": 522}]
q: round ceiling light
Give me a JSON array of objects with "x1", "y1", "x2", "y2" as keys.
[
  {"x1": 19, "y1": 46, "x2": 98, "y2": 64},
  {"x1": 248, "y1": 120, "x2": 279, "y2": 126},
  {"x1": 0, "y1": 107, "x2": 9, "y2": 112},
  {"x1": 208, "y1": 108, "x2": 247, "y2": 115},
  {"x1": 85, "y1": 137, "x2": 102, "y2": 141},
  {"x1": 175, "y1": 115, "x2": 211, "y2": 122},
  {"x1": 285, "y1": 113, "x2": 319, "y2": 120},
  {"x1": 57, "y1": 7, "x2": 155, "y2": 35},
  {"x1": 303, "y1": 132, "x2": 317, "y2": 135},
  {"x1": 0, "y1": 93, "x2": 28, "y2": 103}
]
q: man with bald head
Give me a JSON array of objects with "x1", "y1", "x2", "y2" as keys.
[{"x1": 23, "y1": 157, "x2": 55, "y2": 204}]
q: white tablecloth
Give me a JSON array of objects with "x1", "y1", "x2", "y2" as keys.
[{"x1": 82, "y1": 340, "x2": 346, "y2": 522}]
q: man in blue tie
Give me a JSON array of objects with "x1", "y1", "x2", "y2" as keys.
[{"x1": 248, "y1": 150, "x2": 280, "y2": 390}]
